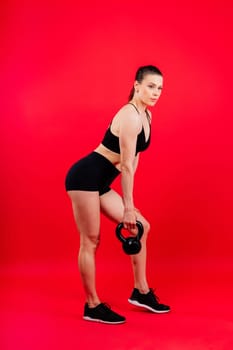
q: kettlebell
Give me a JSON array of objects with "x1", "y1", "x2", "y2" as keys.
[{"x1": 116, "y1": 220, "x2": 144, "y2": 255}]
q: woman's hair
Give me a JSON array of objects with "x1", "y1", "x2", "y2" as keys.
[{"x1": 128, "y1": 65, "x2": 163, "y2": 101}]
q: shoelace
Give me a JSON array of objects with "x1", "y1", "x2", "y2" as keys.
[
  {"x1": 149, "y1": 288, "x2": 160, "y2": 303},
  {"x1": 101, "y1": 303, "x2": 112, "y2": 312}
]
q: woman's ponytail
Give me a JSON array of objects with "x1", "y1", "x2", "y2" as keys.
[{"x1": 128, "y1": 86, "x2": 135, "y2": 101}]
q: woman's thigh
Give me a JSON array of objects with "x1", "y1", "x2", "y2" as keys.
[
  {"x1": 100, "y1": 190, "x2": 150, "y2": 233},
  {"x1": 67, "y1": 190, "x2": 101, "y2": 239}
]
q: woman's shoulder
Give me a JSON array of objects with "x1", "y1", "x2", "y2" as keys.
[
  {"x1": 117, "y1": 103, "x2": 141, "y2": 121},
  {"x1": 111, "y1": 103, "x2": 141, "y2": 131},
  {"x1": 115, "y1": 103, "x2": 140, "y2": 119}
]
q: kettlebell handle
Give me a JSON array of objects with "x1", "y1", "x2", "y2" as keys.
[{"x1": 116, "y1": 220, "x2": 144, "y2": 243}]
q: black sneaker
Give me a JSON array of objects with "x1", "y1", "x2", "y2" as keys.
[
  {"x1": 128, "y1": 288, "x2": 170, "y2": 313},
  {"x1": 83, "y1": 303, "x2": 126, "y2": 324}
]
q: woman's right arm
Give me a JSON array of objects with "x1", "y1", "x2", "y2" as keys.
[{"x1": 119, "y1": 112, "x2": 141, "y2": 231}]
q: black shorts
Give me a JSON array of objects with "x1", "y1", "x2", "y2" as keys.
[{"x1": 65, "y1": 151, "x2": 120, "y2": 195}]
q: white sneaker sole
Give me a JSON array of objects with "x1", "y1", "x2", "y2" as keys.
[
  {"x1": 128, "y1": 299, "x2": 170, "y2": 313},
  {"x1": 83, "y1": 316, "x2": 126, "y2": 324}
]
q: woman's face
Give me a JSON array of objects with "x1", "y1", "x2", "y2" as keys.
[{"x1": 135, "y1": 74, "x2": 163, "y2": 107}]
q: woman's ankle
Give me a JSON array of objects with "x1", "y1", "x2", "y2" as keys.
[
  {"x1": 134, "y1": 284, "x2": 149, "y2": 294},
  {"x1": 86, "y1": 297, "x2": 101, "y2": 308}
]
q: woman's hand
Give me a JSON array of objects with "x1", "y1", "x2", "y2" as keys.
[{"x1": 123, "y1": 208, "x2": 138, "y2": 235}]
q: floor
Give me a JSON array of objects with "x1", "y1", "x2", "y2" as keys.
[{"x1": 1, "y1": 258, "x2": 233, "y2": 350}]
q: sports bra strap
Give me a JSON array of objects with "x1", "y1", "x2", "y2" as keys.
[
  {"x1": 128, "y1": 102, "x2": 140, "y2": 114},
  {"x1": 145, "y1": 109, "x2": 151, "y2": 123},
  {"x1": 128, "y1": 103, "x2": 151, "y2": 124}
]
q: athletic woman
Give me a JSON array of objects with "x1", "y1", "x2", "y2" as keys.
[{"x1": 65, "y1": 65, "x2": 170, "y2": 324}]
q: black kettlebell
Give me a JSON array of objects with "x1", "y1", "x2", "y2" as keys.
[{"x1": 116, "y1": 220, "x2": 144, "y2": 255}]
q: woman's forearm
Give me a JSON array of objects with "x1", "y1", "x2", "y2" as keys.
[{"x1": 121, "y1": 164, "x2": 135, "y2": 210}]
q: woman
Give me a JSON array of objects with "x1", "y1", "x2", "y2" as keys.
[{"x1": 65, "y1": 65, "x2": 170, "y2": 324}]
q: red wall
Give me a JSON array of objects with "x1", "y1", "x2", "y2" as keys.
[{"x1": 1, "y1": 0, "x2": 233, "y2": 265}]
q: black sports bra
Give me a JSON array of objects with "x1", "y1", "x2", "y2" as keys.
[{"x1": 101, "y1": 103, "x2": 151, "y2": 155}]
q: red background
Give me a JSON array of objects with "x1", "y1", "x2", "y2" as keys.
[
  {"x1": 1, "y1": 0, "x2": 233, "y2": 348},
  {"x1": 1, "y1": 0, "x2": 232, "y2": 265}
]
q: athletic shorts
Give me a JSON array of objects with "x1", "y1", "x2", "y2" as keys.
[{"x1": 65, "y1": 151, "x2": 120, "y2": 195}]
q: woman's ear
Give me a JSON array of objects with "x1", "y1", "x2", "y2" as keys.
[{"x1": 134, "y1": 81, "x2": 139, "y2": 93}]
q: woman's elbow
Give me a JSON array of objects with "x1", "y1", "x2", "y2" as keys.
[{"x1": 120, "y1": 162, "x2": 134, "y2": 174}]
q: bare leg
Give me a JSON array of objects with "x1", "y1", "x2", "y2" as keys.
[
  {"x1": 67, "y1": 190, "x2": 101, "y2": 307},
  {"x1": 100, "y1": 190, "x2": 150, "y2": 293}
]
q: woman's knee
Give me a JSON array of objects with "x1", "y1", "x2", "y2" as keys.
[
  {"x1": 139, "y1": 218, "x2": 150, "y2": 237},
  {"x1": 134, "y1": 209, "x2": 150, "y2": 234},
  {"x1": 80, "y1": 233, "x2": 100, "y2": 251},
  {"x1": 143, "y1": 219, "x2": 150, "y2": 234}
]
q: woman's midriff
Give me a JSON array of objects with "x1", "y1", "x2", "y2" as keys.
[{"x1": 94, "y1": 144, "x2": 121, "y2": 171}]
